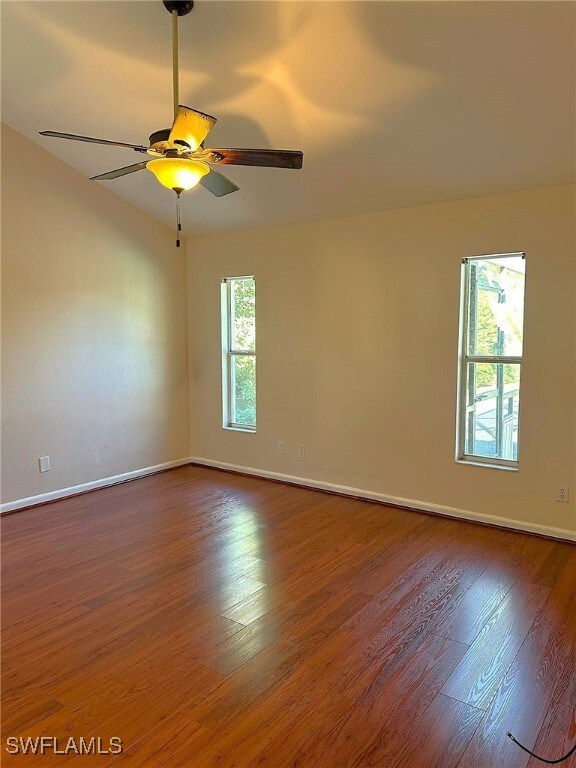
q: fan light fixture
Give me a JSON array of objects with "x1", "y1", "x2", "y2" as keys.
[{"x1": 146, "y1": 157, "x2": 209, "y2": 192}]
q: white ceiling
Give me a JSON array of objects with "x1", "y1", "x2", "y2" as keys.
[{"x1": 2, "y1": 1, "x2": 575, "y2": 237}]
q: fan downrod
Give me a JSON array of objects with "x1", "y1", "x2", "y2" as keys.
[{"x1": 163, "y1": 1, "x2": 193, "y2": 16}]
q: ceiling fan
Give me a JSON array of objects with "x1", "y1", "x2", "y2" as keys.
[{"x1": 39, "y1": 0, "x2": 304, "y2": 245}]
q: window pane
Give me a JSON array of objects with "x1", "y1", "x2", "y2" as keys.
[
  {"x1": 231, "y1": 355, "x2": 256, "y2": 427},
  {"x1": 467, "y1": 256, "x2": 525, "y2": 357},
  {"x1": 464, "y1": 363, "x2": 520, "y2": 461},
  {"x1": 231, "y1": 279, "x2": 255, "y2": 352}
]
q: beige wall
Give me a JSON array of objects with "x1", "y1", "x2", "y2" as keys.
[
  {"x1": 2, "y1": 123, "x2": 574, "y2": 537},
  {"x1": 1, "y1": 125, "x2": 190, "y2": 505},
  {"x1": 187, "y1": 184, "x2": 576, "y2": 537}
]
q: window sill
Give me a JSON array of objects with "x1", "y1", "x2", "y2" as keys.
[
  {"x1": 456, "y1": 457, "x2": 518, "y2": 472},
  {"x1": 223, "y1": 425, "x2": 256, "y2": 434}
]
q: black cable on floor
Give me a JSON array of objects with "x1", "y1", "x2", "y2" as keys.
[{"x1": 507, "y1": 732, "x2": 576, "y2": 764}]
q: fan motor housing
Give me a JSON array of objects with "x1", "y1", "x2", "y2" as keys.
[
  {"x1": 148, "y1": 129, "x2": 173, "y2": 155},
  {"x1": 149, "y1": 129, "x2": 171, "y2": 146}
]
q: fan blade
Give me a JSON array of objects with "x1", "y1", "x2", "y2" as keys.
[
  {"x1": 208, "y1": 148, "x2": 303, "y2": 169},
  {"x1": 39, "y1": 131, "x2": 148, "y2": 152},
  {"x1": 200, "y1": 168, "x2": 239, "y2": 197},
  {"x1": 168, "y1": 105, "x2": 217, "y2": 152},
  {"x1": 90, "y1": 162, "x2": 148, "y2": 181}
]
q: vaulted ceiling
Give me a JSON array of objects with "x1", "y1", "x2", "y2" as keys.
[{"x1": 2, "y1": 1, "x2": 575, "y2": 236}]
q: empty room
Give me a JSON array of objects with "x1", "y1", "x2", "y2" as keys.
[{"x1": 1, "y1": 1, "x2": 575, "y2": 766}]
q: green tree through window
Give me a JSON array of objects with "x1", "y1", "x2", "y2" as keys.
[{"x1": 223, "y1": 277, "x2": 256, "y2": 429}]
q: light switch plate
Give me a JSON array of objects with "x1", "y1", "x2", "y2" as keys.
[{"x1": 39, "y1": 456, "x2": 50, "y2": 473}]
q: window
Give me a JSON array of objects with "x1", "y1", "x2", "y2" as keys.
[
  {"x1": 221, "y1": 276, "x2": 256, "y2": 431},
  {"x1": 457, "y1": 252, "x2": 526, "y2": 468}
]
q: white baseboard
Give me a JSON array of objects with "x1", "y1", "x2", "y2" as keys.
[
  {"x1": 190, "y1": 456, "x2": 576, "y2": 543},
  {"x1": 3, "y1": 455, "x2": 574, "y2": 543},
  {"x1": 0, "y1": 458, "x2": 191, "y2": 514}
]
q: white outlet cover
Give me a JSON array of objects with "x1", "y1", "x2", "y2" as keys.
[{"x1": 39, "y1": 456, "x2": 50, "y2": 473}]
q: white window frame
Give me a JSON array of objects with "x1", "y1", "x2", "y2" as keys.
[
  {"x1": 456, "y1": 252, "x2": 526, "y2": 470},
  {"x1": 221, "y1": 276, "x2": 256, "y2": 432}
]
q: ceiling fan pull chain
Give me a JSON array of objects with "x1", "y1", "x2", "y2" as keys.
[
  {"x1": 172, "y1": 10, "x2": 179, "y2": 120},
  {"x1": 175, "y1": 192, "x2": 182, "y2": 248}
]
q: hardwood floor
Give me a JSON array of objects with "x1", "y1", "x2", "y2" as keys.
[{"x1": 1, "y1": 464, "x2": 574, "y2": 767}]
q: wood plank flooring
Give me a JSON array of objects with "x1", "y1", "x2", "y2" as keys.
[{"x1": 1, "y1": 464, "x2": 574, "y2": 767}]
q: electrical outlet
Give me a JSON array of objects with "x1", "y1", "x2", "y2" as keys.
[
  {"x1": 38, "y1": 456, "x2": 50, "y2": 473},
  {"x1": 556, "y1": 485, "x2": 569, "y2": 503},
  {"x1": 298, "y1": 445, "x2": 306, "y2": 459},
  {"x1": 278, "y1": 441, "x2": 286, "y2": 455}
]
